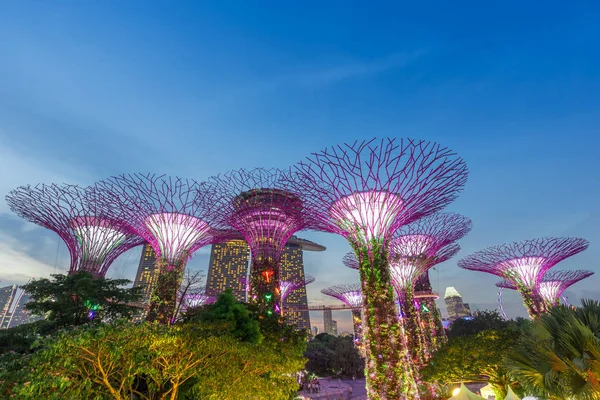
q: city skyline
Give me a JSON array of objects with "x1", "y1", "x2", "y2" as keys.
[{"x1": 1, "y1": 2, "x2": 599, "y2": 334}]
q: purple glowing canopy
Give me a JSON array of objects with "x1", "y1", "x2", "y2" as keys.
[
  {"x1": 92, "y1": 173, "x2": 229, "y2": 267},
  {"x1": 280, "y1": 275, "x2": 315, "y2": 302},
  {"x1": 288, "y1": 138, "x2": 469, "y2": 246},
  {"x1": 209, "y1": 168, "x2": 320, "y2": 264},
  {"x1": 496, "y1": 269, "x2": 594, "y2": 305},
  {"x1": 183, "y1": 290, "x2": 216, "y2": 309},
  {"x1": 389, "y1": 213, "x2": 471, "y2": 291},
  {"x1": 321, "y1": 283, "x2": 363, "y2": 309},
  {"x1": 6, "y1": 184, "x2": 144, "y2": 277},
  {"x1": 458, "y1": 237, "x2": 589, "y2": 290}
]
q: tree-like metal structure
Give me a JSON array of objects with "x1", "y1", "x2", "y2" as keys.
[
  {"x1": 496, "y1": 269, "x2": 594, "y2": 315},
  {"x1": 288, "y1": 138, "x2": 468, "y2": 399},
  {"x1": 458, "y1": 237, "x2": 589, "y2": 318},
  {"x1": 209, "y1": 168, "x2": 320, "y2": 316},
  {"x1": 92, "y1": 173, "x2": 230, "y2": 324},
  {"x1": 182, "y1": 290, "x2": 216, "y2": 309},
  {"x1": 389, "y1": 213, "x2": 471, "y2": 365},
  {"x1": 280, "y1": 275, "x2": 315, "y2": 303},
  {"x1": 321, "y1": 284, "x2": 364, "y2": 346},
  {"x1": 413, "y1": 243, "x2": 461, "y2": 351},
  {"x1": 6, "y1": 184, "x2": 144, "y2": 277}
]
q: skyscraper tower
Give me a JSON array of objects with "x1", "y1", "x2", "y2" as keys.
[
  {"x1": 205, "y1": 236, "x2": 324, "y2": 331},
  {"x1": 444, "y1": 287, "x2": 471, "y2": 320},
  {"x1": 323, "y1": 308, "x2": 334, "y2": 335},
  {"x1": 205, "y1": 239, "x2": 250, "y2": 302},
  {"x1": 132, "y1": 243, "x2": 159, "y2": 320},
  {"x1": 0, "y1": 285, "x2": 40, "y2": 329}
]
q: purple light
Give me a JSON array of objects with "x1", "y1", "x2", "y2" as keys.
[
  {"x1": 183, "y1": 292, "x2": 216, "y2": 309},
  {"x1": 321, "y1": 284, "x2": 363, "y2": 309},
  {"x1": 279, "y1": 275, "x2": 315, "y2": 302},
  {"x1": 6, "y1": 184, "x2": 144, "y2": 277}
]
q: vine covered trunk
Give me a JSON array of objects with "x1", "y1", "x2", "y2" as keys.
[
  {"x1": 355, "y1": 242, "x2": 420, "y2": 400},
  {"x1": 399, "y1": 288, "x2": 429, "y2": 366},
  {"x1": 147, "y1": 260, "x2": 186, "y2": 324},
  {"x1": 249, "y1": 256, "x2": 281, "y2": 316}
]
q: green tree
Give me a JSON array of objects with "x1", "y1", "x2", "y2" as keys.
[
  {"x1": 422, "y1": 328, "x2": 523, "y2": 398},
  {"x1": 447, "y1": 310, "x2": 512, "y2": 339},
  {"x1": 504, "y1": 300, "x2": 600, "y2": 400},
  {"x1": 184, "y1": 289, "x2": 263, "y2": 344},
  {"x1": 304, "y1": 333, "x2": 365, "y2": 378},
  {"x1": 12, "y1": 321, "x2": 305, "y2": 400},
  {"x1": 21, "y1": 271, "x2": 141, "y2": 327}
]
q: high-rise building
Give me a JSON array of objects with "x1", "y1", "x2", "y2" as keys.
[
  {"x1": 205, "y1": 236, "x2": 324, "y2": 331},
  {"x1": 323, "y1": 308, "x2": 334, "y2": 335},
  {"x1": 0, "y1": 285, "x2": 40, "y2": 329},
  {"x1": 331, "y1": 320, "x2": 338, "y2": 336},
  {"x1": 205, "y1": 240, "x2": 250, "y2": 302},
  {"x1": 444, "y1": 286, "x2": 472, "y2": 320},
  {"x1": 132, "y1": 243, "x2": 159, "y2": 320},
  {"x1": 312, "y1": 326, "x2": 319, "y2": 337}
]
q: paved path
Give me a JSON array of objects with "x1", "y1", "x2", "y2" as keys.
[{"x1": 297, "y1": 378, "x2": 366, "y2": 400}]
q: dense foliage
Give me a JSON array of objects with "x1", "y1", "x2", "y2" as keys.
[
  {"x1": 304, "y1": 333, "x2": 365, "y2": 378},
  {"x1": 21, "y1": 271, "x2": 142, "y2": 327},
  {"x1": 505, "y1": 299, "x2": 600, "y2": 400},
  {"x1": 422, "y1": 310, "x2": 529, "y2": 398}
]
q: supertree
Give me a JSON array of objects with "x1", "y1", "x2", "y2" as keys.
[
  {"x1": 6, "y1": 184, "x2": 144, "y2": 277},
  {"x1": 321, "y1": 283, "x2": 364, "y2": 345},
  {"x1": 496, "y1": 269, "x2": 594, "y2": 316},
  {"x1": 209, "y1": 168, "x2": 320, "y2": 316},
  {"x1": 92, "y1": 173, "x2": 230, "y2": 324},
  {"x1": 458, "y1": 237, "x2": 589, "y2": 318},
  {"x1": 239, "y1": 275, "x2": 315, "y2": 311},
  {"x1": 389, "y1": 213, "x2": 471, "y2": 365},
  {"x1": 182, "y1": 290, "x2": 216, "y2": 309},
  {"x1": 288, "y1": 138, "x2": 468, "y2": 399},
  {"x1": 413, "y1": 243, "x2": 461, "y2": 351}
]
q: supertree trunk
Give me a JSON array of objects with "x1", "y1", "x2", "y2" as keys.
[
  {"x1": 399, "y1": 288, "x2": 429, "y2": 366},
  {"x1": 430, "y1": 301, "x2": 447, "y2": 348},
  {"x1": 355, "y1": 243, "x2": 419, "y2": 400},
  {"x1": 147, "y1": 260, "x2": 186, "y2": 324},
  {"x1": 417, "y1": 299, "x2": 437, "y2": 355},
  {"x1": 249, "y1": 257, "x2": 281, "y2": 315},
  {"x1": 351, "y1": 309, "x2": 363, "y2": 345}
]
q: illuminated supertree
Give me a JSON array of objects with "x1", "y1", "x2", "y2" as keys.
[
  {"x1": 209, "y1": 168, "x2": 320, "y2": 316},
  {"x1": 182, "y1": 290, "x2": 216, "y2": 309},
  {"x1": 413, "y1": 243, "x2": 461, "y2": 351},
  {"x1": 239, "y1": 274, "x2": 315, "y2": 310},
  {"x1": 389, "y1": 213, "x2": 471, "y2": 365},
  {"x1": 458, "y1": 237, "x2": 589, "y2": 318},
  {"x1": 92, "y1": 173, "x2": 229, "y2": 324},
  {"x1": 6, "y1": 184, "x2": 144, "y2": 277},
  {"x1": 496, "y1": 269, "x2": 594, "y2": 316},
  {"x1": 321, "y1": 283, "x2": 363, "y2": 345},
  {"x1": 288, "y1": 138, "x2": 468, "y2": 399}
]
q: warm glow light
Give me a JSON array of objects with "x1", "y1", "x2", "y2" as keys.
[
  {"x1": 452, "y1": 388, "x2": 460, "y2": 396},
  {"x1": 391, "y1": 234, "x2": 434, "y2": 257},
  {"x1": 389, "y1": 259, "x2": 420, "y2": 291},
  {"x1": 538, "y1": 280, "x2": 562, "y2": 302},
  {"x1": 72, "y1": 224, "x2": 127, "y2": 263},
  {"x1": 499, "y1": 256, "x2": 547, "y2": 287},
  {"x1": 330, "y1": 191, "x2": 403, "y2": 243},
  {"x1": 144, "y1": 213, "x2": 211, "y2": 264},
  {"x1": 341, "y1": 291, "x2": 363, "y2": 308}
]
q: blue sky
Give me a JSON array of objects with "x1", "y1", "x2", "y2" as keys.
[{"x1": 0, "y1": 2, "x2": 599, "y2": 333}]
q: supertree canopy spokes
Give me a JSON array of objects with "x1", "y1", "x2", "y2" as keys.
[
  {"x1": 343, "y1": 251, "x2": 359, "y2": 270},
  {"x1": 288, "y1": 138, "x2": 468, "y2": 400},
  {"x1": 497, "y1": 269, "x2": 594, "y2": 313},
  {"x1": 280, "y1": 275, "x2": 315, "y2": 303},
  {"x1": 322, "y1": 284, "x2": 364, "y2": 345},
  {"x1": 92, "y1": 173, "x2": 228, "y2": 324},
  {"x1": 459, "y1": 237, "x2": 589, "y2": 318},
  {"x1": 209, "y1": 168, "x2": 320, "y2": 316},
  {"x1": 183, "y1": 290, "x2": 216, "y2": 309},
  {"x1": 6, "y1": 184, "x2": 144, "y2": 277}
]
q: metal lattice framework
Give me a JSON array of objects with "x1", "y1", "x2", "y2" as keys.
[
  {"x1": 6, "y1": 184, "x2": 144, "y2": 277},
  {"x1": 280, "y1": 275, "x2": 315, "y2": 302},
  {"x1": 287, "y1": 138, "x2": 468, "y2": 399},
  {"x1": 209, "y1": 168, "x2": 320, "y2": 316},
  {"x1": 496, "y1": 269, "x2": 594, "y2": 312},
  {"x1": 183, "y1": 290, "x2": 217, "y2": 309},
  {"x1": 92, "y1": 173, "x2": 231, "y2": 324},
  {"x1": 343, "y1": 251, "x2": 360, "y2": 270},
  {"x1": 322, "y1": 283, "x2": 364, "y2": 348},
  {"x1": 459, "y1": 237, "x2": 589, "y2": 318}
]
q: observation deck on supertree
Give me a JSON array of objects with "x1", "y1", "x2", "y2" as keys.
[
  {"x1": 92, "y1": 173, "x2": 231, "y2": 324},
  {"x1": 458, "y1": 237, "x2": 589, "y2": 318},
  {"x1": 209, "y1": 168, "x2": 321, "y2": 317},
  {"x1": 6, "y1": 184, "x2": 144, "y2": 278},
  {"x1": 388, "y1": 212, "x2": 470, "y2": 366},
  {"x1": 496, "y1": 269, "x2": 594, "y2": 315},
  {"x1": 321, "y1": 283, "x2": 363, "y2": 345},
  {"x1": 288, "y1": 138, "x2": 468, "y2": 399}
]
